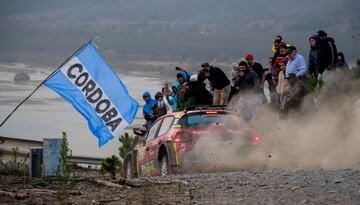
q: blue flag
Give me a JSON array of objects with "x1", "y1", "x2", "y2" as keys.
[{"x1": 44, "y1": 42, "x2": 139, "y2": 147}]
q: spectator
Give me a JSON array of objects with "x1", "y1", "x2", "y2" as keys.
[
  {"x1": 154, "y1": 92, "x2": 168, "y2": 117},
  {"x1": 275, "y1": 60, "x2": 290, "y2": 110},
  {"x1": 272, "y1": 42, "x2": 289, "y2": 68},
  {"x1": 317, "y1": 30, "x2": 338, "y2": 74},
  {"x1": 233, "y1": 61, "x2": 262, "y2": 95},
  {"x1": 246, "y1": 53, "x2": 265, "y2": 88},
  {"x1": 308, "y1": 35, "x2": 320, "y2": 78},
  {"x1": 201, "y1": 62, "x2": 231, "y2": 105},
  {"x1": 231, "y1": 63, "x2": 240, "y2": 86},
  {"x1": 272, "y1": 35, "x2": 283, "y2": 53},
  {"x1": 142, "y1": 92, "x2": 157, "y2": 127},
  {"x1": 165, "y1": 81, "x2": 182, "y2": 112},
  {"x1": 285, "y1": 46, "x2": 308, "y2": 109},
  {"x1": 264, "y1": 57, "x2": 277, "y2": 103},
  {"x1": 336, "y1": 52, "x2": 349, "y2": 70},
  {"x1": 175, "y1": 66, "x2": 191, "y2": 83}
]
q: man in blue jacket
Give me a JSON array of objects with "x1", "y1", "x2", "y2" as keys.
[{"x1": 142, "y1": 92, "x2": 157, "y2": 127}]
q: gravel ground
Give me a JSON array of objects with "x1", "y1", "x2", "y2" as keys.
[{"x1": 1, "y1": 169, "x2": 360, "y2": 204}]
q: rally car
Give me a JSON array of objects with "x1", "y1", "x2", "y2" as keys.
[{"x1": 123, "y1": 106, "x2": 262, "y2": 178}]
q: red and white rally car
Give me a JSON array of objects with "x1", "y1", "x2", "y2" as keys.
[{"x1": 123, "y1": 106, "x2": 262, "y2": 178}]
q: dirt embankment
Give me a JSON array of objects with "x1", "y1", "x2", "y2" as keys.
[{"x1": 2, "y1": 169, "x2": 360, "y2": 205}]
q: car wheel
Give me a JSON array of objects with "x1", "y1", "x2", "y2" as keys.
[
  {"x1": 125, "y1": 160, "x2": 133, "y2": 179},
  {"x1": 160, "y1": 154, "x2": 169, "y2": 177}
]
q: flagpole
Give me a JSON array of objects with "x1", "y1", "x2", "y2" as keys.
[{"x1": 0, "y1": 38, "x2": 94, "y2": 128}]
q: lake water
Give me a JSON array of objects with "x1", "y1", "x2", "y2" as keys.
[{"x1": 0, "y1": 63, "x2": 164, "y2": 158}]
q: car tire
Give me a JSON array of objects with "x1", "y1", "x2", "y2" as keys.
[
  {"x1": 160, "y1": 154, "x2": 169, "y2": 177},
  {"x1": 125, "y1": 159, "x2": 134, "y2": 179}
]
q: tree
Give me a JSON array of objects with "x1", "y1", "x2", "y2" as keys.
[
  {"x1": 119, "y1": 133, "x2": 139, "y2": 160},
  {"x1": 100, "y1": 155, "x2": 121, "y2": 179}
]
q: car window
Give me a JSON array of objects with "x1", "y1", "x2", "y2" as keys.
[
  {"x1": 146, "y1": 119, "x2": 163, "y2": 142},
  {"x1": 158, "y1": 116, "x2": 175, "y2": 136},
  {"x1": 184, "y1": 114, "x2": 241, "y2": 128}
]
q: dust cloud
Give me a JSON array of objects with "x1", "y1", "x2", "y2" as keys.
[{"x1": 188, "y1": 71, "x2": 360, "y2": 171}]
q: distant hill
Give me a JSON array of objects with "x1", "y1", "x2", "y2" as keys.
[{"x1": 0, "y1": 0, "x2": 359, "y2": 69}]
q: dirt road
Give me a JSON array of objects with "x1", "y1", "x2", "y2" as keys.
[{"x1": 1, "y1": 169, "x2": 360, "y2": 204}]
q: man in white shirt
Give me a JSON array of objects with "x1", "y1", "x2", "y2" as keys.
[{"x1": 285, "y1": 46, "x2": 309, "y2": 110}]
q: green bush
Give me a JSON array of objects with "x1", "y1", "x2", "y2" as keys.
[
  {"x1": 0, "y1": 146, "x2": 28, "y2": 176},
  {"x1": 100, "y1": 155, "x2": 121, "y2": 179}
]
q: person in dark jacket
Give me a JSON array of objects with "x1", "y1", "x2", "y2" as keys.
[
  {"x1": 201, "y1": 62, "x2": 231, "y2": 105},
  {"x1": 245, "y1": 53, "x2": 265, "y2": 87},
  {"x1": 336, "y1": 52, "x2": 349, "y2": 69},
  {"x1": 317, "y1": 30, "x2": 338, "y2": 74},
  {"x1": 233, "y1": 61, "x2": 262, "y2": 95},
  {"x1": 308, "y1": 35, "x2": 320, "y2": 78},
  {"x1": 142, "y1": 92, "x2": 158, "y2": 127}
]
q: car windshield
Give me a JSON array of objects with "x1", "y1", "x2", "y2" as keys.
[{"x1": 184, "y1": 113, "x2": 241, "y2": 128}]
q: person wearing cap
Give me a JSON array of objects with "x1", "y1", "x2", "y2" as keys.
[
  {"x1": 245, "y1": 53, "x2": 265, "y2": 88},
  {"x1": 285, "y1": 46, "x2": 308, "y2": 109},
  {"x1": 200, "y1": 62, "x2": 231, "y2": 105},
  {"x1": 154, "y1": 92, "x2": 168, "y2": 118},
  {"x1": 317, "y1": 30, "x2": 338, "y2": 74},
  {"x1": 142, "y1": 92, "x2": 158, "y2": 127}
]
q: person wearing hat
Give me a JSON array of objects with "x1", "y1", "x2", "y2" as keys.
[
  {"x1": 245, "y1": 53, "x2": 265, "y2": 88},
  {"x1": 200, "y1": 62, "x2": 231, "y2": 105},
  {"x1": 317, "y1": 30, "x2": 338, "y2": 74},
  {"x1": 142, "y1": 92, "x2": 158, "y2": 127}
]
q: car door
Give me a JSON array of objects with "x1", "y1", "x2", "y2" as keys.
[
  {"x1": 137, "y1": 118, "x2": 163, "y2": 176},
  {"x1": 147, "y1": 116, "x2": 175, "y2": 173}
]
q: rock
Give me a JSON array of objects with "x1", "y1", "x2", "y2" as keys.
[{"x1": 14, "y1": 72, "x2": 30, "y2": 82}]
